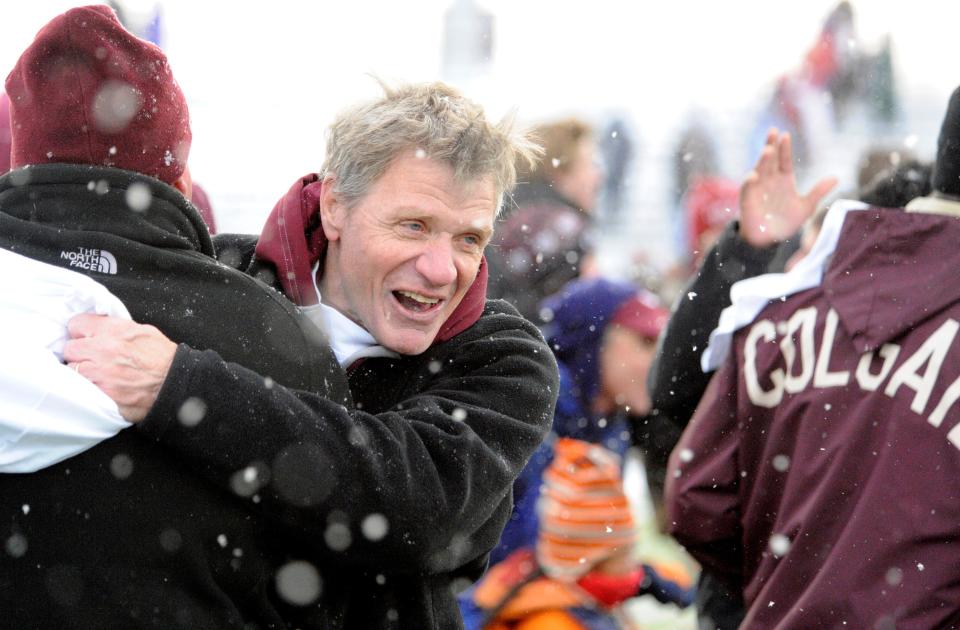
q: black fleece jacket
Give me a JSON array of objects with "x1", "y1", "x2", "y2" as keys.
[
  {"x1": 133, "y1": 235, "x2": 559, "y2": 629},
  {"x1": 0, "y1": 164, "x2": 350, "y2": 629}
]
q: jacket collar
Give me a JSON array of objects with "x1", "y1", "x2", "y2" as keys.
[
  {"x1": 0, "y1": 163, "x2": 214, "y2": 256},
  {"x1": 254, "y1": 174, "x2": 488, "y2": 348}
]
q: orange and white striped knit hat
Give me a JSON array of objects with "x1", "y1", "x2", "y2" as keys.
[{"x1": 536, "y1": 438, "x2": 639, "y2": 581}]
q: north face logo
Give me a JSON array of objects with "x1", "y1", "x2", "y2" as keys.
[{"x1": 60, "y1": 247, "x2": 118, "y2": 275}]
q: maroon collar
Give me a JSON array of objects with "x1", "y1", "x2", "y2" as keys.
[{"x1": 254, "y1": 174, "x2": 488, "y2": 346}]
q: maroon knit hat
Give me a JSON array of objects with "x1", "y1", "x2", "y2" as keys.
[{"x1": 5, "y1": 5, "x2": 190, "y2": 184}]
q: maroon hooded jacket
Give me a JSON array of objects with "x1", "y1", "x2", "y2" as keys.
[{"x1": 667, "y1": 207, "x2": 960, "y2": 628}]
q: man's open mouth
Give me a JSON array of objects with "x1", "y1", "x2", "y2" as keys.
[{"x1": 393, "y1": 290, "x2": 443, "y2": 314}]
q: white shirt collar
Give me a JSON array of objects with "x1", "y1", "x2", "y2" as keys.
[
  {"x1": 701, "y1": 199, "x2": 868, "y2": 372},
  {"x1": 302, "y1": 262, "x2": 398, "y2": 367}
]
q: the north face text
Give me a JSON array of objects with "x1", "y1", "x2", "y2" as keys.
[{"x1": 60, "y1": 247, "x2": 117, "y2": 274}]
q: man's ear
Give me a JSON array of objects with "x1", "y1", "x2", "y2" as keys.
[
  {"x1": 319, "y1": 176, "x2": 346, "y2": 242},
  {"x1": 172, "y1": 166, "x2": 193, "y2": 200}
]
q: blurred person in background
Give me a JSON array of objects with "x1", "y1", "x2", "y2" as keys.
[
  {"x1": 487, "y1": 117, "x2": 603, "y2": 324},
  {"x1": 666, "y1": 85, "x2": 960, "y2": 629},
  {"x1": 597, "y1": 116, "x2": 635, "y2": 223},
  {"x1": 461, "y1": 438, "x2": 693, "y2": 630},
  {"x1": 683, "y1": 175, "x2": 740, "y2": 270},
  {"x1": 650, "y1": 129, "x2": 836, "y2": 629},
  {"x1": 857, "y1": 157, "x2": 932, "y2": 209},
  {"x1": 491, "y1": 277, "x2": 678, "y2": 567}
]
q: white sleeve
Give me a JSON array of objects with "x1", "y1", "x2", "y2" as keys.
[
  {"x1": 0, "y1": 341, "x2": 129, "y2": 473},
  {"x1": 0, "y1": 249, "x2": 132, "y2": 473}
]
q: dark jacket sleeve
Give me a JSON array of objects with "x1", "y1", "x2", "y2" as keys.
[
  {"x1": 649, "y1": 222, "x2": 783, "y2": 427},
  {"x1": 136, "y1": 308, "x2": 558, "y2": 574},
  {"x1": 664, "y1": 359, "x2": 743, "y2": 589}
]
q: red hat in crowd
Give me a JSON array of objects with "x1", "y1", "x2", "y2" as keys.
[
  {"x1": 609, "y1": 292, "x2": 669, "y2": 341},
  {"x1": 5, "y1": 4, "x2": 190, "y2": 185},
  {"x1": 685, "y1": 175, "x2": 739, "y2": 256}
]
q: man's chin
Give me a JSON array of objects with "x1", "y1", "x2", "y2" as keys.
[{"x1": 377, "y1": 327, "x2": 437, "y2": 356}]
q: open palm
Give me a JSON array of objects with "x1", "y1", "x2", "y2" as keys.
[{"x1": 739, "y1": 130, "x2": 837, "y2": 248}]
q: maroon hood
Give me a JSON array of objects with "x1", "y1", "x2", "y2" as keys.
[
  {"x1": 823, "y1": 207, "x2": 960, "y2": 353},
  {"x1": 254, "y1": 174, "x2": 488, "y2": 347}
]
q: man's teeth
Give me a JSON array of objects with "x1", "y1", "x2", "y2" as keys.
[{"x1": 397, "y1": 290, "x2": 440, "y2": 305}]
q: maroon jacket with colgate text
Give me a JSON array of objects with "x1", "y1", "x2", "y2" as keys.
[{"x1": 667, "y1": 207, "x2": 960, "y2": 629}]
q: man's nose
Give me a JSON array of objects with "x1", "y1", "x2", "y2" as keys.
[{"x1": 415, "y1": 238, "x2": 458, "y2": 287}]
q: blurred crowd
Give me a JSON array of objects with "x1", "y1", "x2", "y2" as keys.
[{"x1": 3, "y1": 1, "x2": 959, "y2": 629}]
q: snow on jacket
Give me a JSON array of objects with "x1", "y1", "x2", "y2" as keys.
[
  {"x1": 667, "y1": 204, "x2": 960, "y2": 628},
  {"x1": 0, "y1": 163, "x2": 351, "y2": 628},
  {"x1": 0, "y1": 247, "x2": 130, "y2": 472}
]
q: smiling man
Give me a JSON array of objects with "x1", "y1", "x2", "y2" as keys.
[
  {"x1": 65, "y1": 82, "x2": 558, "y2": 630},
  {"x1": 318, "y1": 148, "x2": 496, "y2": 356}
]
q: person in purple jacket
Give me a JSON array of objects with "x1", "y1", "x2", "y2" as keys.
[{"x1": 666, "y1": 86, "x2": 960, "y2": 628}]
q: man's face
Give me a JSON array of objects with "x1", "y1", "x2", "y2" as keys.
[{"x1": 320, "y1": 151, "x2": 497, "y2": 355}]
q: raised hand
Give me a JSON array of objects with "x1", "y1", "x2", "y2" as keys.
[{"x1": 739, "y1": 129, "x2": 837, "y2": 248}]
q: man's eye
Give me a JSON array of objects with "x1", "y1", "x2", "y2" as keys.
[
  {"x1": 463, "y1": 235, "x2": 480, "y2": 247},
  {"x1": 401, "y1": 222, "x2": 424, "y2": 232}
]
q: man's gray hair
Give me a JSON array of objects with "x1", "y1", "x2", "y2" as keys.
[{"x1": 321, "y1": 81, "x2": 541, "y2": 214}]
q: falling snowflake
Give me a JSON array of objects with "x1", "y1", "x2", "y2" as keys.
[
  {"x1": 769, "y1": 534, "x2": 791, "y2": 557},
  {"x1": 125, "y1": 182, "x2": 152, "y2": 212},
  {"x1": 110, "y1": 453, "x2": 134, "y2": 480},
  {"x1": 275, "y1": 560, "x2": 323, "y2": 606},
  {"x1": 361, "y1": 514, "x2": 389, "y2": 541},
  {"x1": 159, "y1": 528, "x2": 182, "y2": 553},
  {"x1": 178, "y1": 397, "x2": 207, "y2": 427},
  {"x1": 324, "y1": 522, "x2": 352, "y2": 552},
  {"x1": 772, "y1": 454, "x2": 791, "y2": 472},
  {"x1": 885, "y1": 567, "x2": 903, "y2": 586},
  {"x1": 6, "y1": 534, "x2": 27, "y2": 558}
]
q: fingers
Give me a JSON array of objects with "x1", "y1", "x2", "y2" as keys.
[
  {"x1": 740, "y1": 168, "x2": 759, "y2": 193},
  {"x1": 804, "y1": 176, "x2": 839, "y2": 207},
  {"x1": 63, "y1": 336, "x2": 99, "y2": 364},
  {"x1": 756, "y1": 144, "x2": 778, "y2": 178},
  {"x1": 765, "y1": 127, "x2": 779, "y2": 147},
  {"x1": 67, "y1": 313, "x2": 108, "y2": 339},
  {"x1": 777, "y1": 132, "x2": 794, "y2": 175}
]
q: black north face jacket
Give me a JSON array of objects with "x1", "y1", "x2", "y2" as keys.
[
  {"x1": 0, "y1": 164, "x2": 350, "y2": 628},
  {"x1": 135, "y1": 233, "x2": 560, "y2": 629}
]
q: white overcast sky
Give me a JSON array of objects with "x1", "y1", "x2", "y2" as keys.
[{"x1": 0, "y1": 0, "x2": 957, "y2": 238}]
